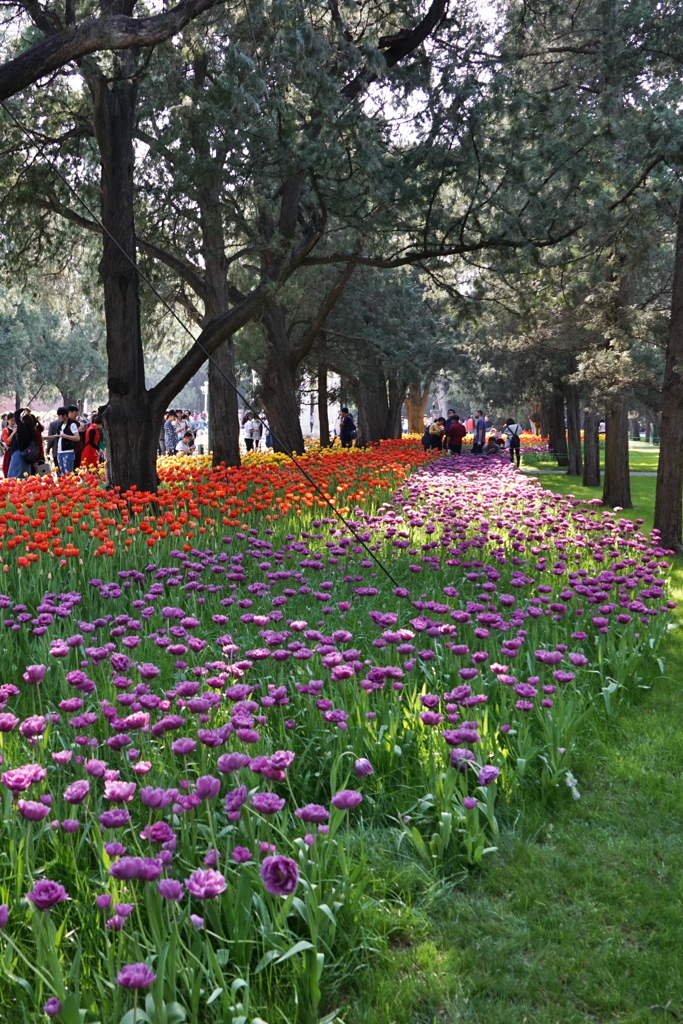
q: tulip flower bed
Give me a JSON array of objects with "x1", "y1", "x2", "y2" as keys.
[{"x1": 0, "y1": 444, "x2": 672, "y2": 1024}]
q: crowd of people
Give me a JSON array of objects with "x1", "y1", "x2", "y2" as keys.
[
  {"x1": 422, "y1": 409, "x2": 525, "y2": 467},
  {"x1": 0, "y1": 406, "x2": 105, "y2": 478},
  {"x1": 161, "y1": 410, "x2": 207, "y2": 457}
]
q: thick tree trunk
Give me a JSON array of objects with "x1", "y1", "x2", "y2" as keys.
[
  {"x1": 630, "y1": 416, "x2": 640, "y2": 441},
  {"x1": 547, "y1": 382, "x2": 569, "y2": 467},
  {"x1": 258, "y1": 300, "x2": 305, "y2": 454},
  {"x1": 583, "y1": 412, "x2": 600, "y2": 487},
  {"x1": 91, "y1": 70, "x2": 159, "y2": 492},
  {"x1": 387, "y1": 374, "x2": 405, "y2": 438},
  {"x1": 405, "y1": 378, "x2": 432, "y2": 432},
  {"x1": 208, "y1": 343, "x2": 240, "y2": 466},
  {"x1": 350, "y1": 368, "x2": 391, "y2": 445},
  {"x1": 566, "y1": 385, "x2": 583, "y2": 476},
  {"x1": 602, "y1": 396, "x2": 632, "y2": 507},
  {"x1": 655, "y1": 195, "x2": 683, "y2": 550},
  {"x1": 318, "y1": 362, "x2": 330, "y2": 446}
]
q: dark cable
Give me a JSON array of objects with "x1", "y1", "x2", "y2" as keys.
[{"x1": 1, "y1": 101, "x2": 402, "y2": 587}]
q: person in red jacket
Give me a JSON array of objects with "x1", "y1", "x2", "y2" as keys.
[{"x1": 446, "y1": 415, "x2": 467, "y2": 454}]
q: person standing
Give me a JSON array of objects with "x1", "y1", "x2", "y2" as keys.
[
  {"x1": 339, "y1": 407, "x2": 356, "y2": 448},
  {"x1": 472, "y1": 410, "x2": 487, "y2": 453},
  {"x1": 446, "y1": 415, "x2": 467, "y2": 454},
  {"x1": 46, "y1": 407, "x2": 66, "y2": 469},
  {"x1": 503, "y1": 418, "x2": 524, "y2": 467},
  {"x1": 2, "y1": 413, "x2": 15, "y2": 477},
  {"x1": 7, "y1": 413, "x2": 37, "y2": 478},
  {"x1": 163, "y1": 412, "x2": 178, "y2": 457},
  {"x1": 52, "y1": 405, "x2": 81, "y2": 475},
  {"x1": 81, "y1": 414, "x2": 102, "y2": 468}
]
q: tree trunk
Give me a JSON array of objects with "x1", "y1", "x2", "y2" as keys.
[
  {"x1": 387, "y1": 373, "x2": 405, "y2": 438},
  {"x1": 350, "y1": 367, "x2": 391, "y2": 445},
  {"x1": 258, "y1": 300, "x2": 305, "y2": 454},
  {"x1": 566, "y1": 384, "x2": 583, "y2": 476},
  {"x1": 583, "y1": 412, "x2": 600, "y2": 487},
  {"x1": 630, "y1": 416, "x2": 640, "y2": 441},
  {"x1": 547, "y1": 382, "x2": 569, "y2": 467},
  {"x1": 405, "y1": 377, "x2": 432, "y2": 432},
  {"x1": 207, "y1": 343, "x2": 240, "y2": 466},
  {"x1": 602, "y1": 396, "x2": 632, "y2": 507},
  {"x1": 645, "y1": 420, "x2": 651, "y2": 442},
  {"x1": 318, "y1": 362, "x2": 330, "y2": 446},
  {"x1": 91, "y1": 70, "x2": 160, "y2": 493},
  {"x1": 655, "y1": 195, "x2": 683, "y2": 550}
]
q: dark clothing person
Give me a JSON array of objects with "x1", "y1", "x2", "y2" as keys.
[
  {"x1": 340, "y1": 412, "x2": 356, "y2": 448},
  {"x1": 473, "y1": 415, "x2": 487, "y2": 453},
  {"x1": 447, "y1": 420, "x2": 467, "y2": 454},
  {"x1": 503, "y1": 421, "x2": 524, "y2": 467}
]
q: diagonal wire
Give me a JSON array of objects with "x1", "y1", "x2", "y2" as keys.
[{"x1": 1, "y1": 100, "x2": 402, "y2": 587}]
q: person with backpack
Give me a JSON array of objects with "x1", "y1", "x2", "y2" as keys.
[
  {"x1": 339, "y1": 407, "x2": 356, "y2": 448},
  {"x1": 7, "y1": 413, "x2": 40, "y2": 477},
  {"x1": 503, "y1": 418, "x2": 524, "y2": 467}
]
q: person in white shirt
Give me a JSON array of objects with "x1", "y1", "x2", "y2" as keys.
[
  {"x1": 503, "y1": 419, "x2": 524, "y2": 467},
  {"x1": 176, "y1": 432, "x2": 196, "y2": 455},
  {"x1": 47, "y1": 405, "x2": 81, "y2": 475}
]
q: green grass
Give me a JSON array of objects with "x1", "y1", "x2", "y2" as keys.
[
  {"x1": 342, "y1": 471, "x2": 683, "y2": 1024},
  {"x1": 522, "y1": 442, "x2": 659, "y2": 475}
]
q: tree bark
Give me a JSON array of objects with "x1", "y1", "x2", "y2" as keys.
[
  {"x1": 318, "y1": 362, "x2": 330, "y2": 446},
  {"x1": 258, "y1": 300, "x2": 305, "y2": 454},
  {"x1": 405, "y1": 377, "x2": 433, "y2": 432},
  {"x1": 387, "y1": 373, "x2": 405, "y2": 438},
  {"x1": 602, "y1": 396, "x2": 632, "y2": 507},
  {"x1": 654, "y1": 195, "x2": 683, "y2": 550},
  {"x1": 92, "y1": 69, "x2": 160, "y2": 493},
  {"x1": 630, "y1": 416, "x2": 640, "y2": 441},
  {"x1": 583, "y1": 412, "x2": 600, "y2": 487},
  {"x1": 547, "y1": 382, "x2": 569, "y2": 467},
  {"x1": 566, "y1": 384, "x2": 583, "y2": 476}
]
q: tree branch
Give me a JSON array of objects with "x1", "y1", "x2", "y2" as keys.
[
  {"x1": 0, "y1": 0, "x2": 225, "y2": 100},
  {"x1": 149, "y1": 285, "x2": 268, "y2": 410},
  {"x1": 290, "y1": 262, "x2": 356, "y2": 366}
]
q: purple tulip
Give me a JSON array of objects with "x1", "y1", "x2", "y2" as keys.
[
  {"x1": 331, "y1": 790, "x2": 363, "y2": 810},
  {"x1": 260, "y1": 855, "x2": 299, "y2": 896},
  {"x1": 117, "y1": 963, "x2": 157, "y2": 989},
  {"x1": 27, "y1": 879, "x2": 69, "y2": 910},
  {"x1": 157, "y1": 878, "x2": 184, "y2": 901},
  {"x1": 185, "y1": 868, "x2": 226, "y2": 899},
  {"x1": 478, "y1": 766, "x2": 501, "y2": 786},
  {"x1": 251, "y1": 792, "x2": 286, "y2": 814},
  {"x1": 232, "y1": 846, "x2": 252, "y2": 863},
  {"x1": 295, "y1": 804, "x2": 330, "y2": 823},
  {"x1": 18, "y1": 800, "x2": 51, "y2": 822},
  {"x1": 0, "y1": 904, "x2": 8, "y2": 929},
  {"x1": 463, "y1": 797, "x2": 478, "y2": 810},
  {"x1": 195, "y1": 775, "x2": 221, "y2": 800},
  {"x1": 22, "y1": 664, "x2": 46, "y2": 685},
  {"x1": 63, "y1": 780, "x2": 90, "y2": 805},
  {"x1": 43, "y1": 998, "x2": 62, "y2": 1017}
]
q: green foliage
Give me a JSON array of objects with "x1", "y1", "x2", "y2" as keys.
[{"x1": 0, "y1": 286, "x2": 106, "y2": 407}]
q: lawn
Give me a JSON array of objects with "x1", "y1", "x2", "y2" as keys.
[
  {"x1": 522, "y1": 441, "x2": 660, "y2": 475},
  {"x1": 346, "y1": 468, "x2": 683, "y2": 1024}
]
